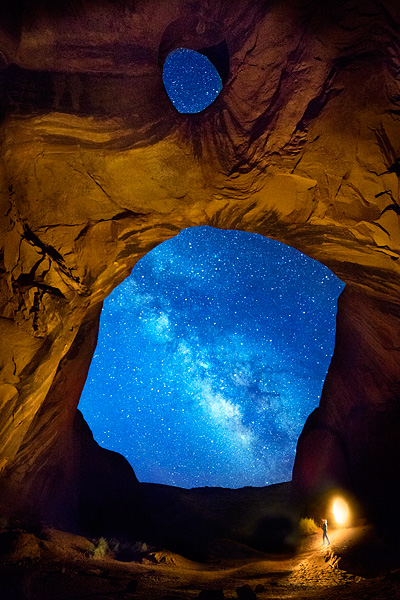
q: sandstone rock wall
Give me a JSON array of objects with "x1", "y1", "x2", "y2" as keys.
[
  {"x1": 293, "y1": 287, "x2": 400, "y2": 522},
  {"x1": 0, "y1": 0, "x2": 399, "y2": 530}
]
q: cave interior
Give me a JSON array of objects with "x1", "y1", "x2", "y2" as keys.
[{"x1": 0, "y1": 0, "x2": 400, "y2": 557}]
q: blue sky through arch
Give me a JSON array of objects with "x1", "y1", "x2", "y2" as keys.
[{"x1": 79, "y1": 227, "x2": 345, "y2": 489}]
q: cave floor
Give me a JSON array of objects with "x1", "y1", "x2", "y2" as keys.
[{"x1": 1, "y1": 525, "x2": 400, "y2": 600}]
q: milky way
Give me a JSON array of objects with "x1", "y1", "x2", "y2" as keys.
[{"x1": 79, "y1": 227, "x2": 345, "y2": 489}]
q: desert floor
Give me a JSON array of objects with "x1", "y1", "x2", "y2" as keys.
[{"x1": 1, "y1": 523, "x2": 400, "y2": 600}]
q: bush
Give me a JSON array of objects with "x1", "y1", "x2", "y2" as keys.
[
  {"x1": 86, "y1": 537, "x2": 151, "y2": 562},
  {"x1": 91, "y1": 537, "x2": 111, "y2": 558},
  {"x1": 299, "y1": 517, "x2": 320, "y2": 536},
  {"x1": 114, "y1": 540, "x2": 149, "y2": 562}
]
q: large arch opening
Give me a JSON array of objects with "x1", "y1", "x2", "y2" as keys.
[{"x1": 79, "y1": 227, "x2": 345, "y2": 489}]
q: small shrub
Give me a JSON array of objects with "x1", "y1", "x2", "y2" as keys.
[
  {"x1": 107, "y1": 538, "x2": 120, "y2": 555},
  {"x1": 114, "y1": 540, "x2": 149, "y2": 562},
  {"x1": 299, "y1": 517, "x2": 320, "y2": 536},
  {"x1": 132, "y1": 541, "x2": 148, "y2": 553},
  {"x1": 91, "y1": 537, "x2": 111, "y2": 558}
]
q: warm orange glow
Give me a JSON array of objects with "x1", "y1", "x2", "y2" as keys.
[{"x1": 332, "y1": 497, "x2": 350, "y2": 526}]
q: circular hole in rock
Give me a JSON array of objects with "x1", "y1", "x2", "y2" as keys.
[{"x1": 162, "y1": 47, "x2": 223, "y2": 113}]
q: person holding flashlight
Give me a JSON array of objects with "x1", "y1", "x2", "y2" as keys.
[{"x1": 321, "y1": 519, "x2": 330, "y2": 546}]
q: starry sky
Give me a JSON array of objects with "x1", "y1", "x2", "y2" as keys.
[
  {"x1": 162, "y1": 47, "x2": 222, "y2": 113},
  {"x1": 79, "y1": 227, "x2": 345, "y2": 489}
]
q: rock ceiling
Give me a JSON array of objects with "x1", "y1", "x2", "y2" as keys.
[{"x1": 0, "y1": 0, "x2": 399, "y2": 531}]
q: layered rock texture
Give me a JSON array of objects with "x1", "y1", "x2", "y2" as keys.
[{"x1": 0, "y1": 0, "x2": 399, "y2": 533}]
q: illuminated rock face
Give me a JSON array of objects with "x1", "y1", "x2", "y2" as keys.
[
  {"x1": 0, "y1": 0, "x2": 399, "y2": 529},
  {"x1": 293, "y1": 287, "x2": 400, "y2": 522}
]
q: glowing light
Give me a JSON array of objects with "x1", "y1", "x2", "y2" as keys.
[{"x1": 332, "y1": 497, "x2": 350, "y2": 526}]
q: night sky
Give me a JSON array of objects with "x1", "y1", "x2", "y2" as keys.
[
  {"x1": 79, "y1": 227, "x2": 345, "y2": 489},
  {"x1": 162, "y1": 48, "x2": 222, "y2": 113}
]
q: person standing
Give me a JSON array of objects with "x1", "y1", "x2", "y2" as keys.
[{"x1": 321, "y1": 519, "x2": 330, "y2": 546}]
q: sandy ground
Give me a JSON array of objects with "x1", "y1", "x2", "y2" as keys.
[{"x1": 1, "y1": 524, "x2": 400, "y2": 599}]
